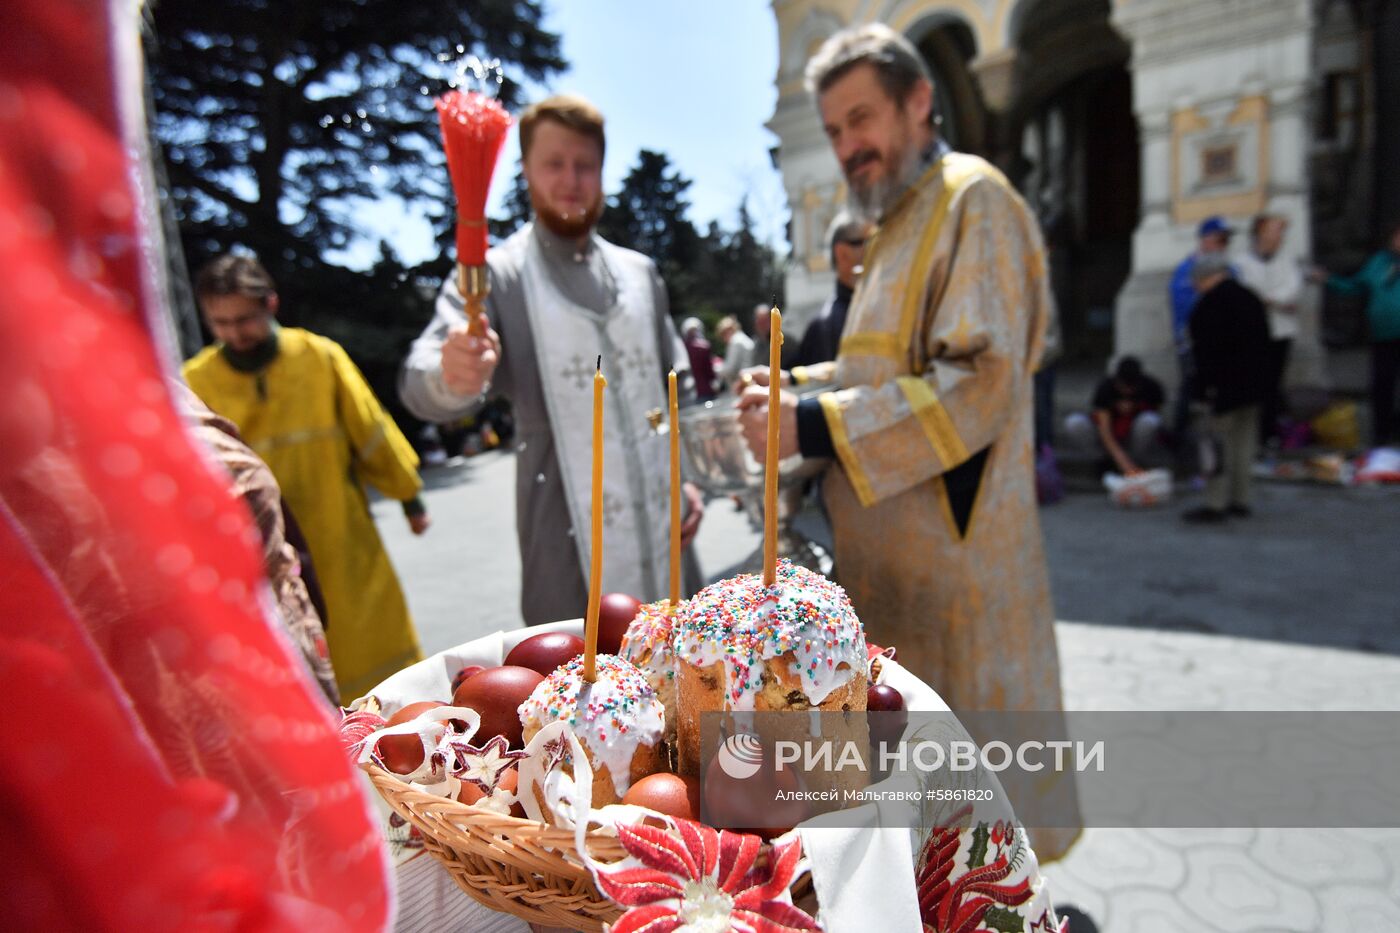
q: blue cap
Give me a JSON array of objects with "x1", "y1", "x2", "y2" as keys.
[{"x1": 1198, "y1": 215, "x2": 1233, "y2": 238}]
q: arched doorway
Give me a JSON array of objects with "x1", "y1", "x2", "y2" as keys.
[
  {"x1": 910, "y1": 17, "x2": 986, "y2": 155},
  {"x1": 1010, "y1": 0, "x2": 1137, "y2": 361}
]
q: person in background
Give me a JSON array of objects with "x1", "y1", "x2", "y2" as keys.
[
  {"x1": 716, "y1": 314, "x2": 754, "y2": 390},
  {"x1": 1170, "y1": 216, "x2": 1234, "y2": 437},
  {"x1": 797, "y1": 212, "x2": 869, "y2": 366},
  {"x1": 1182, "y1": 253, "x2": 1272, "y2": 523},
  {"x1": 1235, "y1": 213, "x2": 1304, "y2": 442},
  {"x1": 681, "y1": 316, "x2": 718, "y2": 400},
  {"x1": 1317, "y1": 220, "x2": 1400, "y2": 446},
  {"x1": 1063, "y1": 356, "x2": 1168, "y2": 476},
  {"x1": 399, "y1": 94, "x2": 704, "y2": 625},
  {"x1": 184, "y1": 254, "x2": 427, "y2": 699},
  {"x1": 749, "y1": 300, "x2": 773, "y2": 369}
]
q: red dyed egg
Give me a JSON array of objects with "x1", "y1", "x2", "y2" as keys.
[
  {"x1": 866, "y1": 683, "x2": 905, "y2": 712},
  {"x1": 867, "y1": 684, "x2": 909, "y2": 751},
  {"x1": 452, "y1": 665, "x2": 544, "y2": 748},
  {"x1": 702, "y1": 749, "x2": 805, "y2": 838},
  {"x1": 378, "y1": 700, "x2": 447, "y2": 775},
  {"x1": 622, "y1": 772, "x2": 701, "y2": 821},
  {"x1": 503, "y1": 632, "x2": 585, "y2": 677},
  {"x1": 598, "y1": 592, "x2": 643, "y2": 654},
  {"x1": 451, "y1": 664, "x2": 485, "y2": 693}
]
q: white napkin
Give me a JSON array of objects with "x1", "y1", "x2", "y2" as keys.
[{"x1": 799, "y1": 811, "x2": 923, "y2": 932}]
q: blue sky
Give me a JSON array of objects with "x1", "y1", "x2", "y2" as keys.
[{"x1": 329, "y1": 0, "x2": 789, "y2": 268}]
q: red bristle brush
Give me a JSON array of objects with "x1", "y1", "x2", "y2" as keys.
[{"x1": 436, "y1": 90, "x2": 512, "y2": 337}]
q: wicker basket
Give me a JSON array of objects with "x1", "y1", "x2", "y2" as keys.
[{"x1": 365, "y1": 763, "x2": 627, "y2": 931}]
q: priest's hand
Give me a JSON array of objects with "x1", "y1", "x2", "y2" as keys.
[
  {"x1": 680, "y1": 482, "x2": 704, "y2": 546},
  {"x1": 407, "y1": 512, "x2": 431, "y2": 535},
  {"x1": 736, "y1": 385, "x2": 799, "y2": 461},
  {"x1": 441, "y1": 312, "x2": 500, "y2": 398},
  {"x1": 733, "y1": 365, "x2": 791, "y2": 393}
]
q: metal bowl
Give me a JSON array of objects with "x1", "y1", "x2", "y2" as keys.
[{"x1": 675, "y1": 392, "x2": 826, "y2": 497}]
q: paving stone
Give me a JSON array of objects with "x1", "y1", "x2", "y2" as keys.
[
  {"x1": 1317, "y1": 885, "x2": 1400, "y2": 930},
  {"x1": 1248, "y1": 830, "x2": 1391, "y2": 887},
  {"x1": 1103, "y1": 888, "x2": 1218, "y2": 933},
  {"x1": 1177, "y1": 845, "x2": 1321, "y2": 931}
]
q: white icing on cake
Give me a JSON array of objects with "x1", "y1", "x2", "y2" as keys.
[
  {"x1": 517, "y1": 653, "x2": 664, "y2": 795},
  {"x1": 672, "y1": 559, "x2": 866, "y2": 710}
]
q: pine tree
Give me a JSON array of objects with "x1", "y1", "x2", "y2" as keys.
[{"x1": 146, "y1": 0, "x2": 565, "y2": 279}]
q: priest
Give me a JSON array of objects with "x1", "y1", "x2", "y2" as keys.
[
  {"x1": 401, "y1": 94, "x2": 704, "y2": 625},
  {"x1": 184, "y1": 255, "x2": 427, "y2": 699},
  {"x1": 739, "y1": 20, "x2": 1077, "y2": 862},
  {"x1": 740, "y1": 25, "x2": 1065, "y2": 718}
]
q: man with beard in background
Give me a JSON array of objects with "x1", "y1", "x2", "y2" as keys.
[
  {"x1": 401, "y1": 94, "x2": 704, "y2": 625},
  {"x1": 737, "y1": 23, "x2": 1070, "y2": 805}
]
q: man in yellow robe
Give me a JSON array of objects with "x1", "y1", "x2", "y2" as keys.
[
  {"x1": 184, "y1": 255, "x2": 426, "y2": 699},
  {"x1": 741, "y1": 20, "x2": 1077, "y2": 864},
  {"x1": 741, "y1": 24, "x2": 1065, "y2": 715}
]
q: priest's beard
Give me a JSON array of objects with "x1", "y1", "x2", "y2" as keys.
[
  {"x1": 845, "y1": 136, "x2": 926, "y2": 225},
  {"x1": 531, "y1": 190, "x2": 604, "y2": 240}
]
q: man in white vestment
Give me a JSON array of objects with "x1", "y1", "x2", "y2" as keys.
[{"x1": 401, "y1": 94, "x2": 704, "y2": 624}]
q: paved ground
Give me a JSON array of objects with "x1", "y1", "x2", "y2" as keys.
[
  {"x1": 377, "y1": 447, "x2": 1400, "y2": 660},
  {"x1": 372, "y1": 448, "x2": 1400, "y2": 932}
]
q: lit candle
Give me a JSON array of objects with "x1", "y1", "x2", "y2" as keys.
[
  {"x1": 584, "y1": 357, "x2": 606, "y2": 682},
  {"x1": 668, "y1": 369, "x2": 680, "y2": 612},
  {"x1": 763, "y1": 306, "x2": 782, "y2": 587}
]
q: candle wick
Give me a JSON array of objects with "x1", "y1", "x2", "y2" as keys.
[{"x1": 596, "y1": 355, "x2": 601, "y2": 372}]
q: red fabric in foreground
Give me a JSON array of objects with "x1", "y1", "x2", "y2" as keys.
[{"x1": 0, "y1": 2, "x2": 390, "y2": 929}]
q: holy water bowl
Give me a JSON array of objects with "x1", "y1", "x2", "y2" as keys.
[{"x1": 673, "y1": 391, "x2": 826, "y2": 497}]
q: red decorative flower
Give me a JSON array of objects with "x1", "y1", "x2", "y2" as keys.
[
  {"x1": 916, "y1": 808, "x2": 1037, "y2": 933},
  {"x1": 866, "y1": 643, "x2": 896, "y2": 662},
  {"x1": 338, "y1": 708, "x2": 387, "y2": 758},
  {"x1": 592, "y1": 818, "x2": 822, "y2": 933}
]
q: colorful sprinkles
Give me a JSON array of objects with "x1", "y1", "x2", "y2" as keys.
[
  {"x1": 517, "y1": 653, "x2": 664, "y2": 795},
  {"x1": 619, "y1": 598, "x2": 678, "y2": 682},
  {"x1": 672, "y1": 559, "x2": 867, "y2": 710}
]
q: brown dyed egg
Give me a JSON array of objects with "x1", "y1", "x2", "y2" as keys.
[
  {"x1": 378, "y1": 700, "x2": 448, "y2": 775},
  {"x1": 451, "y1": 665, "x2": 544, "y2": 748},
  {"x1": 622, "y1": 772, "x2": 702, "y2": 821},
  {"x1": 456, "y1": 766, "x2": 525, "y2": 818},
  {"x1": 598, "y1": 592, "x2": 643, "y2": 654},
  {"x1": 503, "y1": 632, "x2": 585, "y2": 677}
]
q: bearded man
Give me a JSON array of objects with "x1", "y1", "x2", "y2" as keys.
[
  {"x1": 739, "y1": 24, "x2": 1065, "y2": 718},
  {"x1": 401, "y1": 94, "x2": 704, "y2": 625},
  {"x1": 185, "y1": 255, "x2": 427, "y2": 700}
]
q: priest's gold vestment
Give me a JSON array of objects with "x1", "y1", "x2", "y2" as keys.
[{"x1": 803, "y1": 153, "x2": 1064, "y2": 716}]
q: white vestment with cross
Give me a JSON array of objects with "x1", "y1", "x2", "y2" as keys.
[{"x1": 520, "y1": 234, "x2": 672, "y2": 602}]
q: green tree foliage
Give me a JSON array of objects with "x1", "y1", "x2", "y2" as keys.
[
  {"x1": 597, "y1": 150, "x2": 701, "y2": 268},
  {"x1": 148, "y1": 0, "x2": 565, "y2": 433},
  {"x1": 146, "y1": 0, "x2": 565, "y2": 275},
  {"x1": 714, "y1": 198, "x2": 785, "y2": 331},
  {"x1": 597, "y1": 151, "x2": 784, "y2": 336}
]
